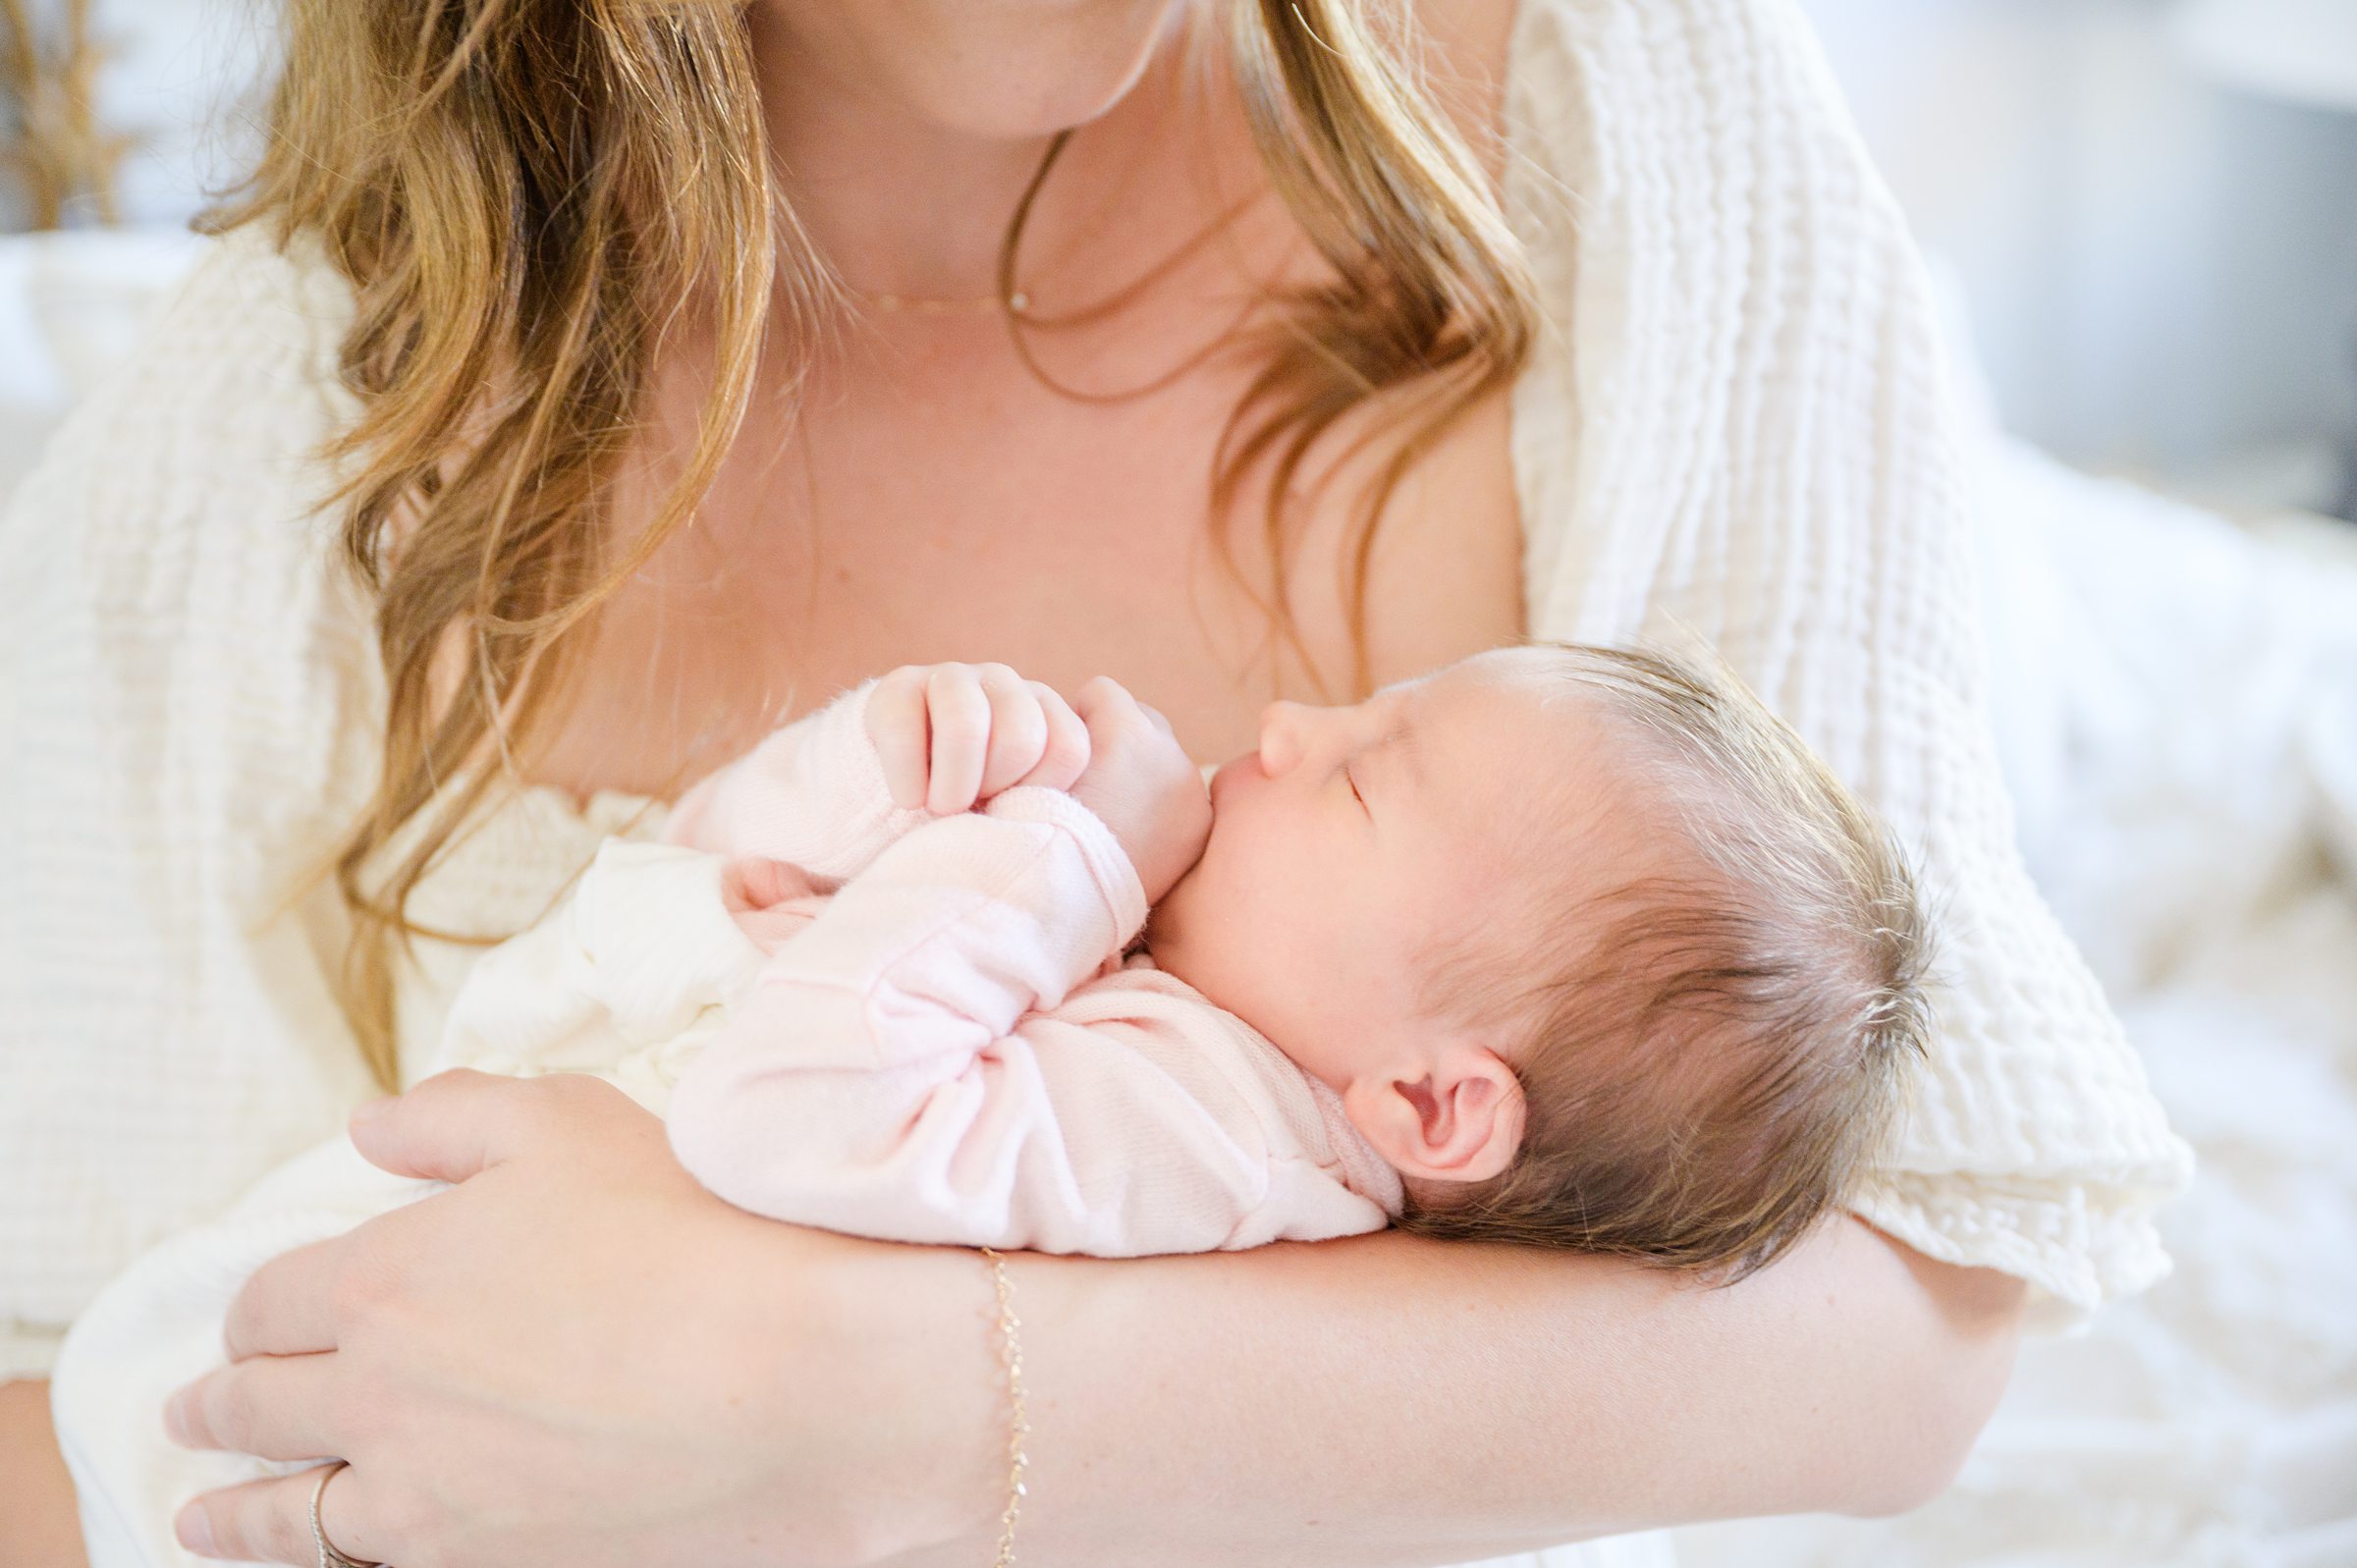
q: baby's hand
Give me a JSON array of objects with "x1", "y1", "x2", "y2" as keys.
[
  {"x1": 865, "y1": 662, "x2": 1092, "y2": 815},
  {"x1": 1066, "y1": 676, "x2": 1212, "y2": 905}
]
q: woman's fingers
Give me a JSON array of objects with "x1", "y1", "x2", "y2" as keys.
[
  {"x1": 347, "y1": 1065, "x2": 608, "y2": 1184},
  {"x1": 924, "y1": 664, "x2": 991, "y2": 815},
  {"x1": 864, "y1": 667, "x2": 932, "y2": 810},
  {"x1": 973, "y1": 663, "x2": 1047, "y2": 799},
  {"x1": 165, "y1": 1352, "x2": 340, "y2": 1460},
  {"x1": 345, "y1": 1067, "x2": 513, "y2": 1184},
  {"x1": 218, "y1": 1234, "x2": 351, "y2": 1360},
  {"x1": 175, "y1": 1461, "x2": 390, "y2": 1566},
  {"x1": 1014, "y1": 680, "x2": 1091, "y2": 792}
]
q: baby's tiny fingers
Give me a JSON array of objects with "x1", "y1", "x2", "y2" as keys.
[
  {"x1": 1070, "y1": 675, "x2": 1137, "y2": 726},
  {"x1": 925, "y1": 664, "x2": 992, "y2": 815},
  {"x1": 1014, "y1": 681, "x2": 1091, "y2": 792},
  {"x1": 865, "y1": 669, "x2": 933, "y2": 811},
  {"x1": 975, "y1": 664, "x2": 1047, "y2": 799}
]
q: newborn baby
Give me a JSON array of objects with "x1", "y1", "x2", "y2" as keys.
[
  {"x1": 655, "y1": 640, "x2": 1932, "y2": 1266},
  {"x1": 52, "y1": 641, "x2": 1929, "y2": 1568}
]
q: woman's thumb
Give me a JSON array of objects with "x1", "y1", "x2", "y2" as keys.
[{"x1": 347, "y1": 1067, "x2": 521, "y2": 1184}]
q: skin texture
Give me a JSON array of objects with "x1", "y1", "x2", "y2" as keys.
[
  {"x1": 523, "y1": 0, "x2": 1529, "y2": 796},
  {"x1": 0, "y1": 1380, "x2": 82, "y2": 1568},
  {"x1": 0, "y1": 0, "x2": 2033, "y2": 1562}
]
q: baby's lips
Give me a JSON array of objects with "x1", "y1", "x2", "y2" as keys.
[{"x1": 1207, "y1": 753, "x2": 1251, "y2": 806}]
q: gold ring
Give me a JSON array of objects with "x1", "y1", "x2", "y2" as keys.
[{"x1": 309, "y1": 1461, "x2": 382, "y2": 1568}]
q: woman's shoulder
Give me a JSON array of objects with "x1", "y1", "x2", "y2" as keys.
[
  {"x1": 0, "y1": 225, "x2": 389, "y2": 1362},
  {"x1": 3, "y1": 219, "x2": 366, "y2": 640},
  {"x1": 65, "y1": 220, "x2": 356, "y2": 476},
  {"x1": 1499, "y1": 0, "x2": 1891, "y2": 324},
  {"x1": 1500, "y1": 0, "x2": 2194, "y2": 1330},
  {"x1": 1501, "y1": 0, "x2": 1907, "y2": 610},
  {"x1": 156, "y1": 217, "x2": 356, "y2": 361},
  {"x1": 1507, "y1": 0, "x2": 1853, "y2": 102},
  {"x1": 0, "y1": 217, "x2": 381, "y2": 857},
  {"x1": 5, "y1": 221, "x2": 359, "y2": 577}
]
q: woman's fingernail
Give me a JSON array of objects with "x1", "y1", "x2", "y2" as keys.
[
  {"x1": 162, "y1": 1391, "x2": 191, "y2": 1445},
  {"x1": 349, "y1": 1097, "x2": 391, "y2": 1132},
  {"x1": 175, "y1": 1504, "x2": 217, "y2": 1556}
]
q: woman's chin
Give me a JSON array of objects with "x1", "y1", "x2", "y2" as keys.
[{"x1": 836, "y1": 0, "x2": 1185, "y2": 141}]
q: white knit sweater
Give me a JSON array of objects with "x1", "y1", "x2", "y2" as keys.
[{"x1": 0, "y1": 0, "x2": 2191, "y2": 1379}]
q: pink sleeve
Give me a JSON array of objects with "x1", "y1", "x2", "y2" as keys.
[
  {"x1": 661, "y1": 677, "x2": 929, "y2": 884},
  {"x1": 662, "y1": 788, "x2": 1392, "y2": 1254}
]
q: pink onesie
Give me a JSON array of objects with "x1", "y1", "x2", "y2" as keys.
[{"x1": 657, "y1": 681, "x2": 1403, "y2": 1255}]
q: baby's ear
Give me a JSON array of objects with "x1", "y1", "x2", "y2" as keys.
[{"x1": 1341, "y1": 1038, "x2": 1526, "y2": 1185}]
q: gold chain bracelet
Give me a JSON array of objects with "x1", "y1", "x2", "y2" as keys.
[{"x1": 978, "y1": 1247, "x2": 1030, "y2": 1568}]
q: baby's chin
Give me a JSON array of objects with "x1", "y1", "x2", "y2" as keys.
[
  {"x1": 1144, "y1": 783, "x2": 1243, "y2": 978},
  {"x1": 1142, "y1": 863, "x2": 1193, "y2": 964}
]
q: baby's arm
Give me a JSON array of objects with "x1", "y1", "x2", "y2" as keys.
[
  {"x1": 663, "y1": 663, "x2": 1089, "y2": 885},
  {"x1": 660, "y1": 678, "x2": 920, "y2": 882},
  {"x1": 663, "y1": 717, "x2": 1347, "y2": 1255}
]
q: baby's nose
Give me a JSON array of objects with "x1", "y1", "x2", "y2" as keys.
[{"x1": 1257, "y1": 701, "x2": 1306, "y2": 776}]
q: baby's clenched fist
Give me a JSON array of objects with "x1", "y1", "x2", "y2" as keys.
[{"x1": 864, "y1": 662, "x2": 1091, "y2": 816}]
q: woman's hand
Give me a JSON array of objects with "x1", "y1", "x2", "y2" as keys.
[{"x1": 160, "y1": 1071, "x2": 1004, "y2": 1568}]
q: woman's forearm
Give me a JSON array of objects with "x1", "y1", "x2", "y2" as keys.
[
  {"x1": 981, "y1": 1216, "x2": 2024, "y2": 1568},
  {"x1": 1, "y1": 1380, "x2": 90, "y2": 1568},
  {"x1": 156, "y1": 1074, "x2": 2027, "y2": 1568}
]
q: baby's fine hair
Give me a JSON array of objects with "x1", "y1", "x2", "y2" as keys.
[{"x1": 1397, "y1": 640, "x2": 1932, "y2": 1282}]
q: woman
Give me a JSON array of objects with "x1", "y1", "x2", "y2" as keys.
[{"x1": 0, "y1": 0, "x2": 2191, "y2": 1564}]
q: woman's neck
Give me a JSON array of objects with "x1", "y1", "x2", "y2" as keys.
[{"x1": 744, "y1": 3, "x2": 1242, "y2": 307}]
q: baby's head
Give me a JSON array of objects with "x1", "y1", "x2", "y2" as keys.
[{"x1": 1146, "y1": 642, "x2": 1930, "y2": 1280}]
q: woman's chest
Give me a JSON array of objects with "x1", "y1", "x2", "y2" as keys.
[{"x1": 531, "y1": 337, "x2": 1526, "y2": 800}]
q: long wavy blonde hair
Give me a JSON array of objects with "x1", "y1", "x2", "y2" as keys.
[{"x1": 206, "y1": 0, "x2": 1539, "y2": 1092}]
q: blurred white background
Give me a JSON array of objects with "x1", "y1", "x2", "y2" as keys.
[{"x1": 1803, "y1": 0, "x2": 2357, "y2": 514}]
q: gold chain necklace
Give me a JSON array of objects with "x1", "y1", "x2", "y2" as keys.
[
  {"x1": 994, "y1": 125, "x2": 1283, "y2": 405},
  {"x1": 841, "y1": 130, "x2": 1073, "y2": 318},
  {"x1": 846, "y1": 124, "x2": 1280, "y2": 406},
  {"x1": 849, "y1": 286, "x2": 1031, "y2": 317}
]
